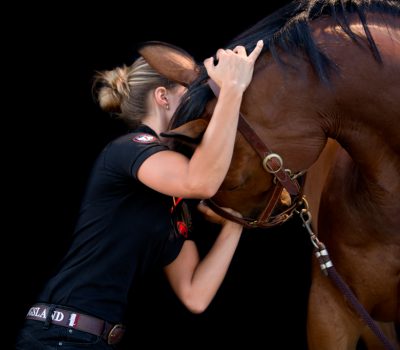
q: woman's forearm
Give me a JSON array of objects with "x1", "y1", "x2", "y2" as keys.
[
  {"x1": 182, "y1": 222, "x2": 243, "y2": 313},
  {"x1": 186, "y1": 86, "x2": 243, "y2": 198}
]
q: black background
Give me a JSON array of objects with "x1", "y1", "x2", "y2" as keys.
[{"x1": 10, "y1": 2, "x2": 313, "y2": 349}]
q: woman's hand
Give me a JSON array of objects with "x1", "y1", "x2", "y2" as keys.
[
  {"x1": 197, "y1": 200, "x2": 242, "y2": 227},
  {"x1": 204, "y1": 40, "x2": 263, "y2": 93}
]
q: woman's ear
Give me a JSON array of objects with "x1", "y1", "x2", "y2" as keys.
[{"x1": 154, "y1": 87, "x2": 168, "y2": 109}]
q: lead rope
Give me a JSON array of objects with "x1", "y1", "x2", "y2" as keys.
[{"x1": 297, "y1": 197, "x2": 396, "y2": 350}]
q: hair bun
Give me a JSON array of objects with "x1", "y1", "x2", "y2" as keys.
[{"x1": 95, "y1": 66, "x2": 130, "y2": 113}]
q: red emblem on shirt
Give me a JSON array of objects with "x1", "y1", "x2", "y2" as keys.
[
  {"x1": 132, "y1": 133, "x2": 157, "y2": 143},
  {"x1": 176, "y1": 221, "x2": 189, "y2": 238}
]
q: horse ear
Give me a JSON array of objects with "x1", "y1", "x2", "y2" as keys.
[
  {"x1": 138, "y1": 41, "x2": 200, "y2": 86},
  {"x1": 161, "y1": 119, "x2": 209, "y2": 144}
]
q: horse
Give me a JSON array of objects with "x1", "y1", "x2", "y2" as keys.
[{"x1": 139, "y1": 0, "x2": 400, "y2": 348}]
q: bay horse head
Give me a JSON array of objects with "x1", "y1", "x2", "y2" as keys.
[
  {"x1": 139, "y1": 42, "x2": 319, "y2": 227},
  {"x1": 140, "y1": 0, "x2": 400, "y2": 348}
]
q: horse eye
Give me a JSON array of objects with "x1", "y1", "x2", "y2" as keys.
[{"x1": 223, "y1": 184, "x2": 242, "y2": 192}]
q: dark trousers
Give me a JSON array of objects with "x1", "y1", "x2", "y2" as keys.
[{"x1": 16, "y1": 320, "x2": 114, "y2": 349}]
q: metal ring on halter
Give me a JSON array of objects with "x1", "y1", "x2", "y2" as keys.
[{"x1": 262, "y1": 153, "x2": 283, "y2": 173}]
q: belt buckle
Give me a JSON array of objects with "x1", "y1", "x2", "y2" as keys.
[{"x1": 107, "y1": 324, "x2": 126, "y2": 345}]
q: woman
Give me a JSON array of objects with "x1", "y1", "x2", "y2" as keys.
[{"x1": 16, "y1": 40, "x2": 264, "y2": 349}]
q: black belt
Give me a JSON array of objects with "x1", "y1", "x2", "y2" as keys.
[{"x1": 26, "y1": 304, "x2": 125, "y2": 345}]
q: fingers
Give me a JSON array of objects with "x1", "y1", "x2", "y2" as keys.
[
  {"x1": 221, "y1": 207, "x2": 243, "y2": 219},
  {"x1": 203, "y1": 56, "x2": 214, "y2": 72},
  {"x1": 197, "y1": 200, "x2": 219, "y2": 219},
  {"x1": 216, "y1": 48, "x2": 226, "y2": 61},
  {"x1": 197, "y1": 200, "x2": 211, "y2": 215},
  {"x1": 198, "y1": 201, "x2": 243, "y2": 220},
  {"x1": 233, "y1": 46, "x2": 247, "y2": 55},
  {"x1": 197, "y1": 201, "x2": 224, "y2": 225},
  {"x1": 205, "y1": 40, "x2": 264, "y2": 89},
  {"x1": 212, "y1": 40, "x2": 263, "y2": 63},
  {"x1": 248, "y1": 40, "x2": 264, "y2": 62},
  {"x1": 204, "y1": 47, "x2": 228, "y2": 71}
]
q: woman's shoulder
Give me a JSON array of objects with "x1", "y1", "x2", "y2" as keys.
[
  {"x1": 111, "y1": 125, "x2": 161, "y2": 147},
  {"x1": 111, "y1": 133, "x2": 153, "y2": 147},
  {"x1": 102, "y1": 125, "x2": 169, "y2": 168}
]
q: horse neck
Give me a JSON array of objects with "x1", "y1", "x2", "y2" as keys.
[
  {"x1": 317, "y1": 13, "x2": 400, "y2": 198},
  {"x1": 309, "y1": 81, "x2": 400, "y2": 236},
  {"x1": 327, "y1": 60, "x2": 400, "y2": 201},
  {"x1": 326, "y1": 113, "x2": 400, "y2": 237},
  {"x1": 248, "y1": 59, "x2": 399, "y2": 225}
]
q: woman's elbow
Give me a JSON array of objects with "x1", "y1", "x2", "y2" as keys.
[
  {"x1": 178, "y1": 289, "x2": 210, "y2": 314},
  {"x1": 188, "y1": 182, "x2": 219, "y2": 199},
  {"x1": 182, "y1": 297, "x2": 209, "y2": 314}
]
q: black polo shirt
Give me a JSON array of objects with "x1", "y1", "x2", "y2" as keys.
[{"x1": 38, "y1": 125, "x2": 186, "y2": 323}]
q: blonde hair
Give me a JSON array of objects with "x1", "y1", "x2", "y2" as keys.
[{"x1": 94, "y1": 57, "x2": 176, "y2": 128}]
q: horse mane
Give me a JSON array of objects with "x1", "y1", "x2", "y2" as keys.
[{"x1": 170, "y1": 0, "x2": 400, "y2": 129}]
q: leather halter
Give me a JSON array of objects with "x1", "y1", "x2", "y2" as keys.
[{"x1": 205, "y1": 79, "x2": 305, "y2": 228}]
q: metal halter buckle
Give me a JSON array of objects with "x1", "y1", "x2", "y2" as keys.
[{"x1": 262, "y1": 153, "x2": 283, "y2": 173}]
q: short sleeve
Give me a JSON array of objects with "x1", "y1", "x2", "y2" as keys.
[
  {"x1": 160, "y1": 233, "x2": 186, "y2": 267},
  {"x1": 104, "y1": 128, "x2": 169, "y2": 179}
]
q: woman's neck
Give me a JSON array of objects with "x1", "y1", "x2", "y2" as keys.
[{"x1": 141, "y1": 112, "x2": 169, "y2": 136}]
